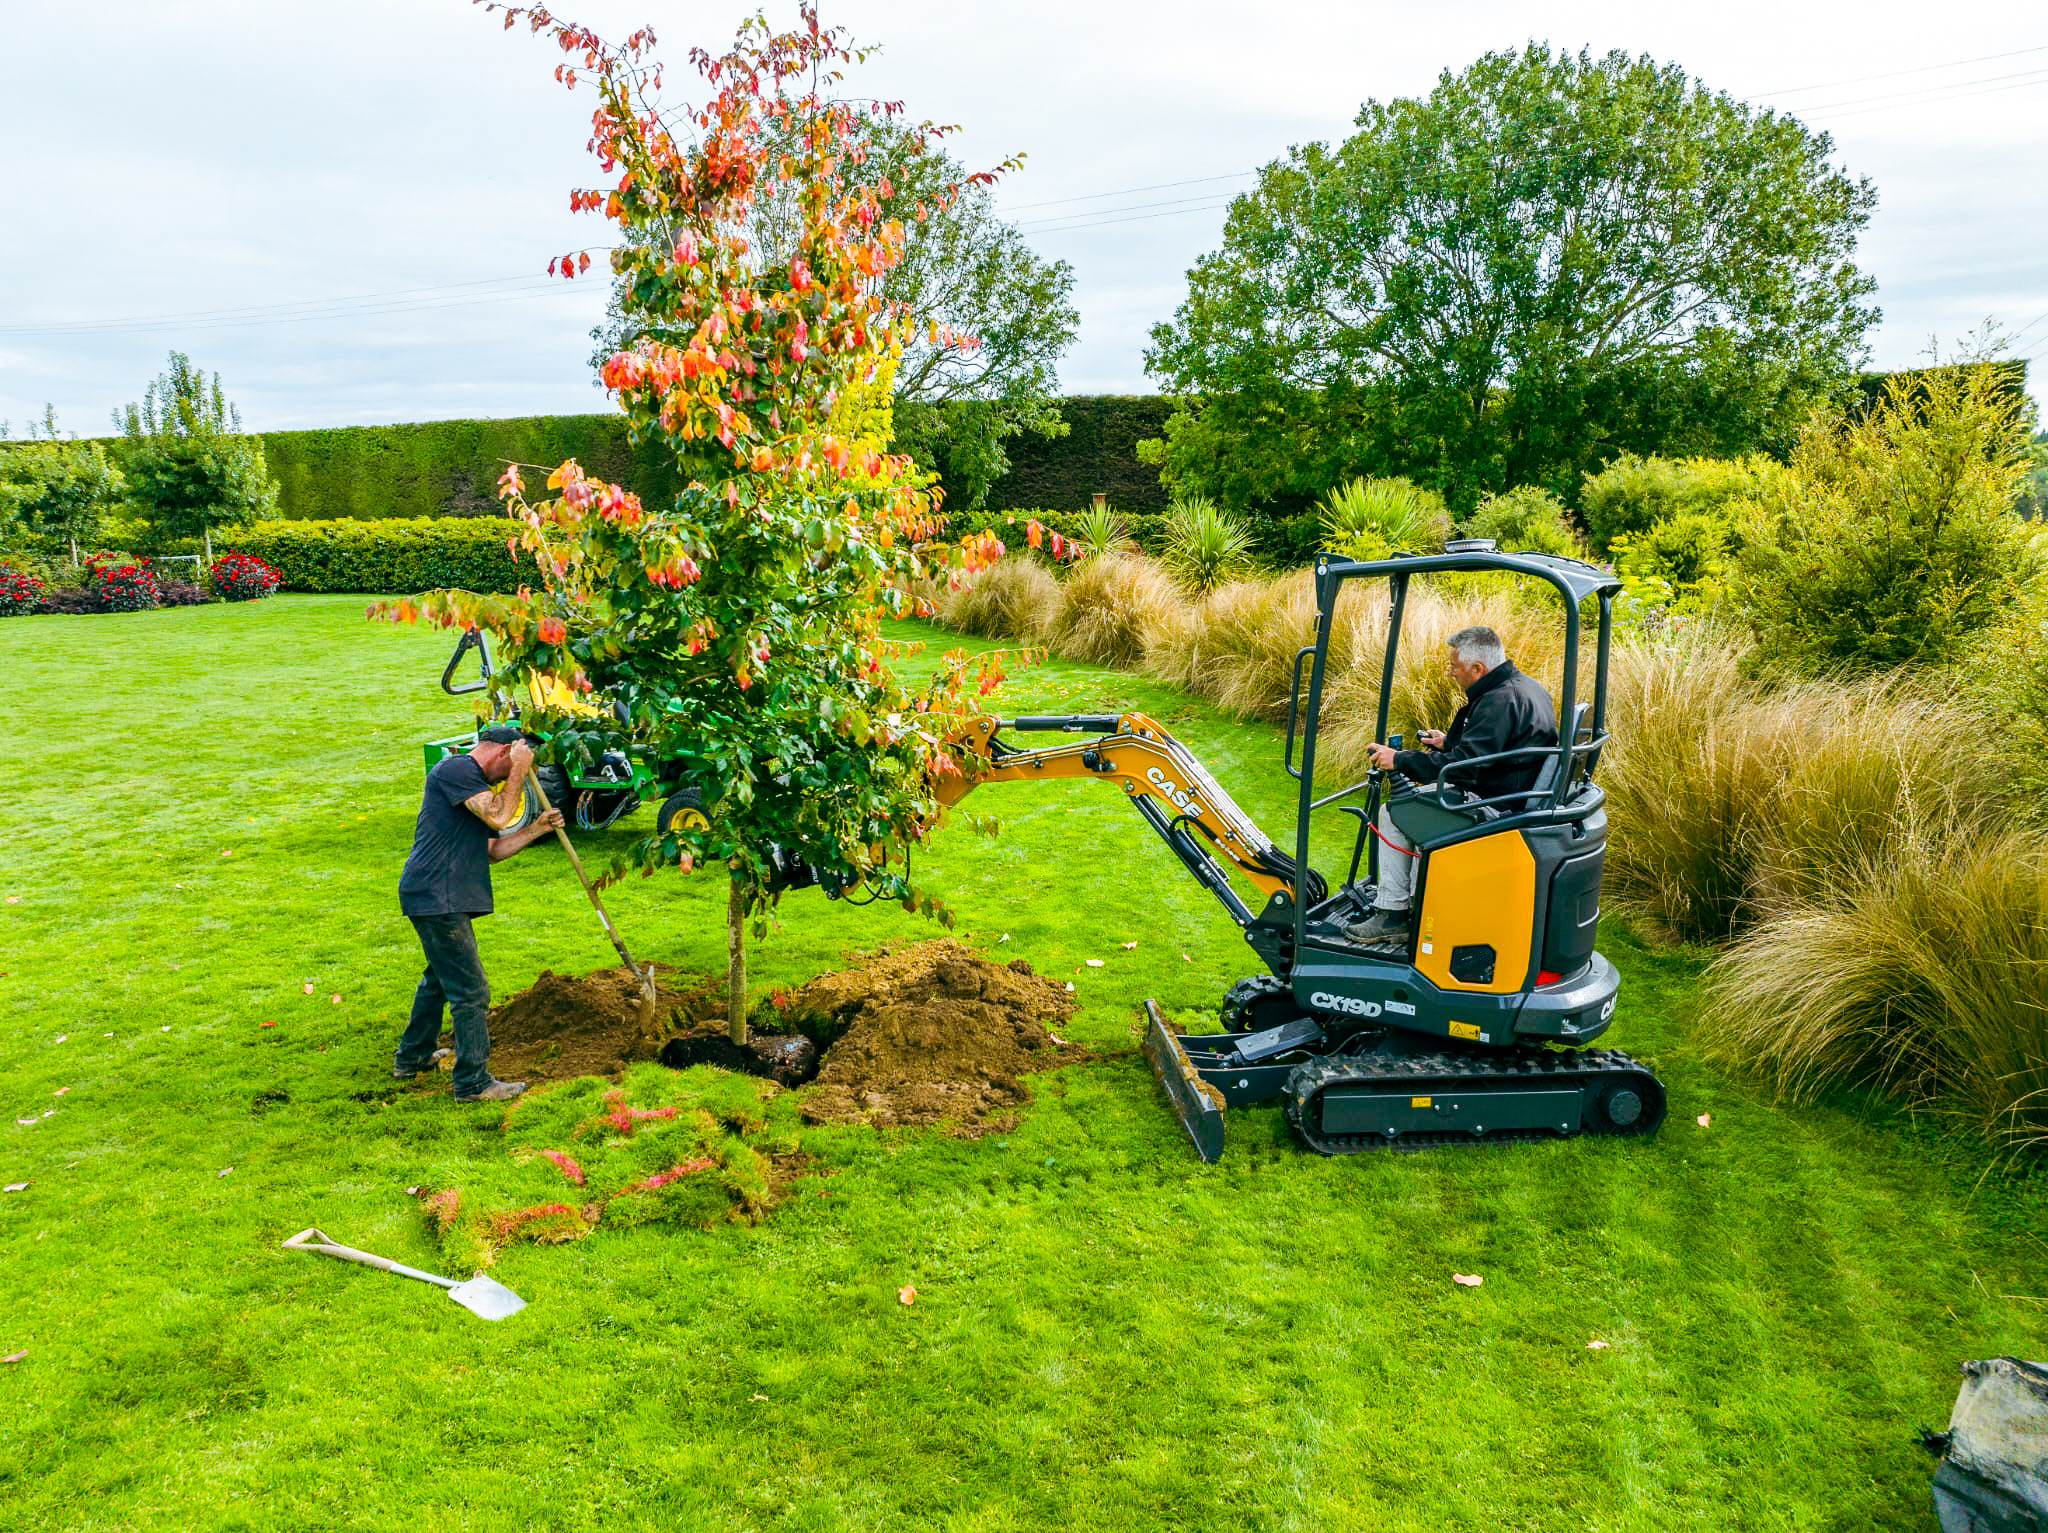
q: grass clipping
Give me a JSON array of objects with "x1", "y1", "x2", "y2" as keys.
[{"x1": 787, "y1": 940, "x2": 1084, "y2": 1136}]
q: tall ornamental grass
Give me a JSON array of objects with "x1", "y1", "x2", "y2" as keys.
[
  {"x1": 1601, "y1": 640, "x2": 2007, "y2": 943},
  {"x1": 1698, "y1": 830, "x2": 2048, "y2": 1155},
  {"x1": 938, "y1": 554, "x2": 1060, "y2": 641}
]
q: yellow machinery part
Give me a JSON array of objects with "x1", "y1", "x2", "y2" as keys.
[
  {"x1": 938, "y1": 713, "x2": 1297, "y2": 903},
  {"x1": 524, "y1": 672, "x2": 611, "y2": 720},
  {"x1": 1414, "y1": 829, "x2": 1537, "y2": 994}
]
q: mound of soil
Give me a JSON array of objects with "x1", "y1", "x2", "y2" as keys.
[
  {"x1": 487, "y1": 964, "x2": 723, "y2": 1083},
  {"x1": 791, "y1": 940, "x2": 1084, "y2": 1136}
]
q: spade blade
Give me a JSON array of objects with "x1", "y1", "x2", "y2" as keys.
[{"x1": 447, "y1": 1273, "x2": 527, "y2": 1321}]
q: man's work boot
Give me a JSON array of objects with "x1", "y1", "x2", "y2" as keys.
[
  {"x1": 1344, "y1": 906, "x2": 1413, "y2": 945},
  {"x1": 455, "y1": 1078, "x2": 527, "y2": 1104},
  {"x1": 393, "y1": 1047, "x2": 454, "y2": 1081}
]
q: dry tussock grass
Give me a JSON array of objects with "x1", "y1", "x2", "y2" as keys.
[
  {"x1": 1698, "y1": 828, "x2": 2048, "y2": 1155},
  {"x1": 938, "y1": 556, "x2": 1060, "y2": 641},
  {"x1": 1038, "y1": 553, "x2": 1184, "y2": 669}
]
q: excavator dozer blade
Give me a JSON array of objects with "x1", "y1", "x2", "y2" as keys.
[{"x1": 1143, "y1": 999, "x2": 1227, "y2": 1164}]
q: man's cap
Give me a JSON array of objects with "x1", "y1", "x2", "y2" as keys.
[{"x1": 475, "y1": 726, "x2": 524, "y2": 745}]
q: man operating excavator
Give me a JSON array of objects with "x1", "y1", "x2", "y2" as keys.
[{"x1": 1346, "y1": 625, "x2": 1558, "y2": 944}]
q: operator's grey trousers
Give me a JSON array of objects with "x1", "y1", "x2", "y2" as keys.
[{"x1": 1375, "y1": 808, "x2": 1419, "y2": 911}]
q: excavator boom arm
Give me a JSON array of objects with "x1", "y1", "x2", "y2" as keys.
[{"x1": 936, "y1": 713, "x2": 1322, "y2": 928}]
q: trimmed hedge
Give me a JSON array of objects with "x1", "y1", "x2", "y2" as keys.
[
  {"x1": 231, "y1": 518, "x2": 521, "y2": 593},
  {"x1": 256, "y1": 414, "x2": 683, "y2": 522},
  {"x1": 985, "y1": 396, "x2": 1176, "y2": 513}
]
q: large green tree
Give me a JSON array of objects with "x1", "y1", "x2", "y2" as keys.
[
  {"x1": 592, "y1": 117, "x2": 1078, "y2": 512},
  {"x1": 1143, "y1": 46, "x2": 1879, "y2": 513},
  {"x1": 115, "y1": 353, "x2": 278, "y2": 559}
]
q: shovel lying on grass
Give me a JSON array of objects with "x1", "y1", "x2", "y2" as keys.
[
  {"x1": 282, "y1": 1228, "x2": 527, "y2": 1321},
  {"x1": 528, "y1": 773, "x2": 659, "y2": 1033}
]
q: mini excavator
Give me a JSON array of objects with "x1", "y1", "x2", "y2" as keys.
[{"x1": 933, "y1": 541, "x2": 1666, "y2": 1160}]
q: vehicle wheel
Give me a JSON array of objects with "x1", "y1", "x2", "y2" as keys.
[
  {"x1": 657, "y1": 786, "x2": 709, "y2": 836},
  {"x1": 1221, "y1": 974, "x2": 1299, "y2": 1032},
  {"x1": 501, "y1": 776, "x2": 543, "y2": 834}
]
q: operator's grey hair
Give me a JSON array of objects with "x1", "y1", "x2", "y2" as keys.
[{"x1": 1446, "y1": 625, "x2": 1506, "y2": 671}]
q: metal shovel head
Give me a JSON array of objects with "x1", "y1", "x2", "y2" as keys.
[{"x1": 448, "y1": 1272, "x2": 527, "y2": 1321}]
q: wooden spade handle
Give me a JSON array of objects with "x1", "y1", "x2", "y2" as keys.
[{"x1": 528, "y1": 772, "x2": 641, "y2": 977}]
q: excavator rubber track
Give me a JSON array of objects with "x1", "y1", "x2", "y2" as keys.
[{"x1": 1284, "y1": 1047, "x2": 1665, "y2": 1155}]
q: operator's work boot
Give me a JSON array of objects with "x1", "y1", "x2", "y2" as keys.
[
  {"x1": 393, "y1": 1047, "x2": 454, "y2": 1081},
  {"x1": 1345, "y1": 906, "x2": 1412, "y2": 945},
  {"x1": 455, "y1": 1078, "x2": 527, "y2": 1104}
]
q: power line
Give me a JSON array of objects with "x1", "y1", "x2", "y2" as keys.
[
  {"x1": 1797, "y1": 64, "x2": 2048, "y2": 116},
  {"x1": 1804, "y1": 71, "x2": 2048, "y2": 121},
  {"x1": 1000, "y1": 170, "x2": 1255, "y2": 214},
  {"x1": 1018, "y1": 190, "x2": 1246, "y2": 233},
  {"x1": 1751, "y1": 43, "x2": 2048, "y2": 98}
]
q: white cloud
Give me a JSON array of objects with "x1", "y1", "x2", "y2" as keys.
[{"x1": 2, "y1": 0, "x2": 2041, "y2": 432}]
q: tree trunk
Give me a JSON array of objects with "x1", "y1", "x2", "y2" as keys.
[
  {"x1": 69, "y1": 536, "x2": 78, "y2": 569},
  {"x1": 203, "y1": 525, "x2": 213, "y2": 564},
  {"x1": 727, "y1": 879, "x2": 748, "y2": 1046}
]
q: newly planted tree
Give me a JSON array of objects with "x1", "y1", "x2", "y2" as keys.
[{"x1": 385, "y1": 5, "x2": 1013, "y2": 1041}]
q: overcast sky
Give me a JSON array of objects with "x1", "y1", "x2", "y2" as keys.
[{"x1": 2, "y1": 0, "x2": 2043, "y2": 435}]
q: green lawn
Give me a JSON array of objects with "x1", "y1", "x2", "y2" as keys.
[{"x1": 2, "y1": 595, "x2": 2043, "y2": 1532}]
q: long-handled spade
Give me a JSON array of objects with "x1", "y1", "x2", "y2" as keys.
[
  {"x1": 282, "y1": 1228, "x2": 527, "y2": 1321},
  {"x1": 528, "y1": 771, "x2": 658, "y2": 1033}
]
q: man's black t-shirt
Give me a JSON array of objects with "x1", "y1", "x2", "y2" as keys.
[{"x1": 398, "y1": 755, "x2": 499, "y2": 917}]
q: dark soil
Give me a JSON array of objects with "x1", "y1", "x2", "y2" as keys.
[
  {"x1": 487, "y1": 964, "x2": 723, "y2": 1084},
  {"x1": 660, "y1": 1030, "x2": 819, "y2": 1087},
  {"x1": 787, "y1": 940, "x2": 1084, "y2": 1136}
]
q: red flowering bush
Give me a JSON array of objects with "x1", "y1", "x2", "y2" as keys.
[
  {"x1": 211, "y1": 551, "x2": 282, "y2": 602},
  {"x1": 0, "y1": 567, "x2": 46, "y2": 617},
  {"x1": 85, "y1": 555, "x2": 161, "y2": 612}
]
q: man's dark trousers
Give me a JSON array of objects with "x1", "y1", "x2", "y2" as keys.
[{"x1": 396, "y1": 914, "x2": 493, "y2": 1096}]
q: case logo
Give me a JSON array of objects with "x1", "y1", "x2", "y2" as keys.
[{"x1": 1145, "y1": 766, "x2": 1207, "y2": 818}]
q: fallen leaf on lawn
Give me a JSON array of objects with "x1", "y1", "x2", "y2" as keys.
[
  {"x1": 1696, "y1": 1114, "x2": 1711, "y2": 1128},
  {"x1": 1085, "y1": 959, "x2": 1105, "y2": 968},
  {"x1": 52, "y1": 1088, "x2": 67, "y2": 1098},
  {"x1": 1064, "y1": 982, "x2": 1075, "y2": 992},
  {"x1": 15, "y1": 1119, "x2": 35, "y2": 1128},
  {"x1": 53, "y1": 1035, "x2": 66, "y2": 1045},
  {"x1": 2, "y1": 1351, "x2": 24, "y2": 1364},
  {"x1": 751, "y1": 1393, "x2": 769, "y2": 1402},
  {"x1": 330, "y1": 995, "x2": 341, "y2": 1005},
  {"x1": 4, "y1": 897, "x2": 17, "y2": 905},
  {"x1": 1048, "y1": 1034, "x2": 1068, "y2": 1046},
  {"x1": 260, "y1": 1021, "x2": 277, "y2": 1029},
  {"x1": 102, "y1": 1033, "x2": 112, "y2": 1038},
  {"x1": 1587, "y1": 1339, "x2": 1611, "y2": 1350},
  {"x1": 998, "y1": 933, "x2": 1010, "y2": 944},
  {"x1": 406, "y1": 1186, "x2": 420, "y2": 1196},
  {"x1": 1182, "y1": 953, "x2": 1192, "y2": 962},
  {"x1": 219, "y1": 850, "x2": 233, "y2": 858},
  {"x1": 302, "y1": 983, "x2": 314, "y2": 995},
  {"x1": 1120, "y1": 941, "x2": 1137, "y2": 950},
  {"x1": 1452, "y1": 1273, "x2": 1483, "y2": 1288},
  {"x1": 217, "y1": 1168, "x2": 233, "y2": 1179},
  {"x1": 4, "y1": 1183, "x2": 28, "y2": 1193},
  {"x1": 898, "y1": 1285, "x2": 917, "y2": 1306},
  {"x1": 161, "y1": 1026, "x2": 171, "y2": 1033}
]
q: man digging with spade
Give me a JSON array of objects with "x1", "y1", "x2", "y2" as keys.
[{"x1": 394, "y1": 727, "x2": 563, "y2": 1103}]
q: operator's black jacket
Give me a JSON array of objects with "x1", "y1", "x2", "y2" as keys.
[{"x1": 1391, "y1": 660, "x2": 1559, "y2": 805}]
